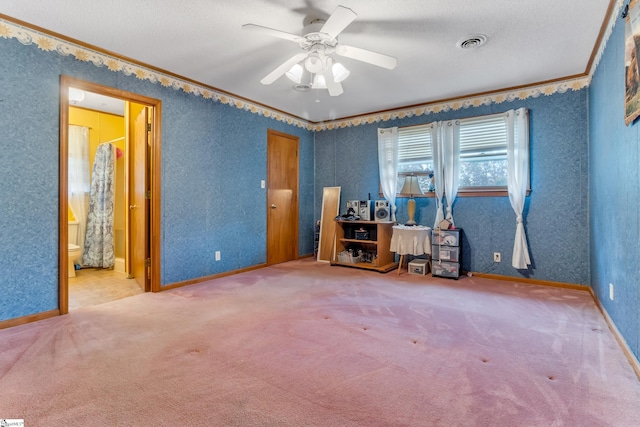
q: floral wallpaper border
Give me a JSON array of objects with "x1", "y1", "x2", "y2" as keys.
[
  {"x1": 312, "y1": 78, "x2": 589, "y2": 131},
  {"x1": 0, "y1": 17, "x2": 311, "y2": 130},
  {"x1": 0, "y1": 3, "x2": 621, "y2": 132},
  {"x1": 591, "y1": 0, "x2": 624, "y2": 72}
]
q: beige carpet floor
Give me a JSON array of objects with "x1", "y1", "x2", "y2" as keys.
[{"x1": 1, "y1": 259, "x2": 639, "y2": 426}]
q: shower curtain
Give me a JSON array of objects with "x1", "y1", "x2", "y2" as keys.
[
  {"x1": 68, "y1": 125, "x2": 90, "y2": 248},
  {"x1": 83, "y1": 142, "x2": 116, "y2": 268}
]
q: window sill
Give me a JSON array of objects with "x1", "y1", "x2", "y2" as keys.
[{"x1": 392, "y1": 188, "x2": 531, "y2": 198}]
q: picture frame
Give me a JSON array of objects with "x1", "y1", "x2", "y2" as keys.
[{"x1": 625, "y1": 0, "x2": 640, "y2": 125}]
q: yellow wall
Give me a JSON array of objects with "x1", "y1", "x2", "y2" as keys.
[{"x1": 69, "y1": 107, "x2": 126, "y2": 257}]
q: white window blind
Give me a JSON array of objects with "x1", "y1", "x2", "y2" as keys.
[
  {"x1": 395, "y1": 110, "x2": 522, "y2": 190},
  {"x1": 397, "y1": 124, "x2": 432, "y2": 168},
  {"x1": 398, "y1": 114, "x2": 508, "y2": 164},
  {"x1": 459, "y1": 114, "x2": 507, "y2": 160}
]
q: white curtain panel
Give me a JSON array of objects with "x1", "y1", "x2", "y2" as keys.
[
  {"x1": 506, "y1": 108, "x2": 531, "y2": 269},
  {"x1": 442, "y1": 120, "x2": 461, "y2": 226},
  {"x1": 377, "y1": 127, "x2": 399, "y2": 221},
  {"x1": 68, "y1": 125, "x2": 90, "y2": 249},
  {"x1": 431, "y1": 124, "x2": 445, "y2": 228}
]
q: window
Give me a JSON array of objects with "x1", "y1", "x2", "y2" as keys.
[
  {"x1": 396, "y1": 111, "x2": 527, "y2": 195},
  {"x1": 458, "y1": 114, "x2": 508, "y2": 188},
  {"x1": 396, "y1": 123, "x2": 435, "y2": 194}
]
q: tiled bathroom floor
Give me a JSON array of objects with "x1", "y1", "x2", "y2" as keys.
[{"x1": 68, "y1": 268, "x2": 144, "y2": 310}]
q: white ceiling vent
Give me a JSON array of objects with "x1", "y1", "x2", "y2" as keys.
[
  {"x1": 293, "y1": 84, "x2": 311, "y2": 92},
  {"x1": 457, "y1": 35, "x2": 488, "y2": 50}
]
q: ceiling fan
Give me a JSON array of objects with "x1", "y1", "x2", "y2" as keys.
[{"x1": 242, "y1": 5, "x2": 398, "y2": 96}]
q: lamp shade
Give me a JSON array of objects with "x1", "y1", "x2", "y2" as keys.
[{"x1": 401, "y1": 175, "x2": 422, "y2": 196}]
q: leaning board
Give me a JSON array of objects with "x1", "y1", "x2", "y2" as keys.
[{"x1": 317, "y1": 187, "x2": 341, "y2": 262}]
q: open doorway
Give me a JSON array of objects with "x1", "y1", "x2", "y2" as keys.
[{"x1": 59, "y1": 76, "x2": 162, "y2": 313}]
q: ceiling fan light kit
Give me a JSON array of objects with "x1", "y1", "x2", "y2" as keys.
[
  {"x1": 243, "y1": 5, "x2": 397, "y2": 97},
  {"x1": 288, "y1": 61, "x2": 350, "y2": 93}
]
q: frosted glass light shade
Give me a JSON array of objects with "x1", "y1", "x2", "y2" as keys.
[
  {"x1": 285, "y1": 64, "x2": 304, "y2": 83},
  {"x1": 332, "y1": 62, "x2": 350, "y2": 82}
]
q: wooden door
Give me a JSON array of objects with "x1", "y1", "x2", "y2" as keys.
[
  {"x1": 267, "y1": 129, "x2": 299, "y2": 265},
  {"x1": 131, "y1": 108, "x2": 149, "y2": 291}
]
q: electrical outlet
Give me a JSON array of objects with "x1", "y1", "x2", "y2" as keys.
[
  {"x1": 493, "y1": 252, "x2": 501, "y2": 263},
  {"x1": 261, "y1": 180, "x2": 265, "y2": 189},
  {"x1": 609, "y1": 283, "x2": 614, "y2": 301},
  {"x1": 215, "y1": 251, "x2": 221, "y2": 261}
]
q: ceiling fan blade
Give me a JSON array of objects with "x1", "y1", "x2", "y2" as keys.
[
  {"x1": 260, "y1": 52, "x2": 309, "y2": 85},
  {"x1": 321, "y1": 67, "x2": 344, "y2": 97},
  {"x1": 336, "y1": 44, "x2": 398, "y2": 70},
  {"x1": 320, "y1": 5, "x2": 357, "y2": 38},
  {"x1": 242, "y1": 24, "x2": 302, "y2": 43}
]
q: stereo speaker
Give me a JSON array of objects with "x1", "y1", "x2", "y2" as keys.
[
  {"x1": 358, "y1": 200, "x2": 374, "y2": 221},
  {"x1": 374, "y1": 200, "x2": 390, "y2": 222}
]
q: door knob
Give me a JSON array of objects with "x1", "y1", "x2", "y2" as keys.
[
  {"x1": 130, "y1": 205, "x2": 137, "y2": 210},
  {"x1": 271, "y1": 204, "x2": 277, "y2": 209}
]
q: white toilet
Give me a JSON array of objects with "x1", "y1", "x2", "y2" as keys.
[{"x1": 68, "y1": 221, "x2": 82, "y2": 277}]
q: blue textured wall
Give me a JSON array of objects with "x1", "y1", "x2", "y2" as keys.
[
  {"x1": 315, "y1": 90, "x2": 589, "y2": 285},
  {"x1": 0, "y1": 36, "x2": 314, "y2": 321},
  {"x1": 589, "y1": 17, "x2": 640, "y2": 361}
]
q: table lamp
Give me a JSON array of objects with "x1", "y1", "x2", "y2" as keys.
[{"x1": 401, "y1": 175, "x2": 423, "y2": 225}]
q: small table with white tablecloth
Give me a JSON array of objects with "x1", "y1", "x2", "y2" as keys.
[{"x1": 389, "y1": 225, "x2": 431, "y2": 275}]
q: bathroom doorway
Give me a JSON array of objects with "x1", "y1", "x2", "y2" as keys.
[{"x1": 59, "y1": 76, "x2": 162, "y2": 313}]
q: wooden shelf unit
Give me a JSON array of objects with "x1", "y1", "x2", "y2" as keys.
[{"x1": 331, "y1": 220, "x2": 398, "y2": 273}]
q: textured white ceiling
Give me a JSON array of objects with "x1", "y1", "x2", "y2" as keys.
[{"x1": 1, "y1": 0, "x2": 613, "y2": 122}]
